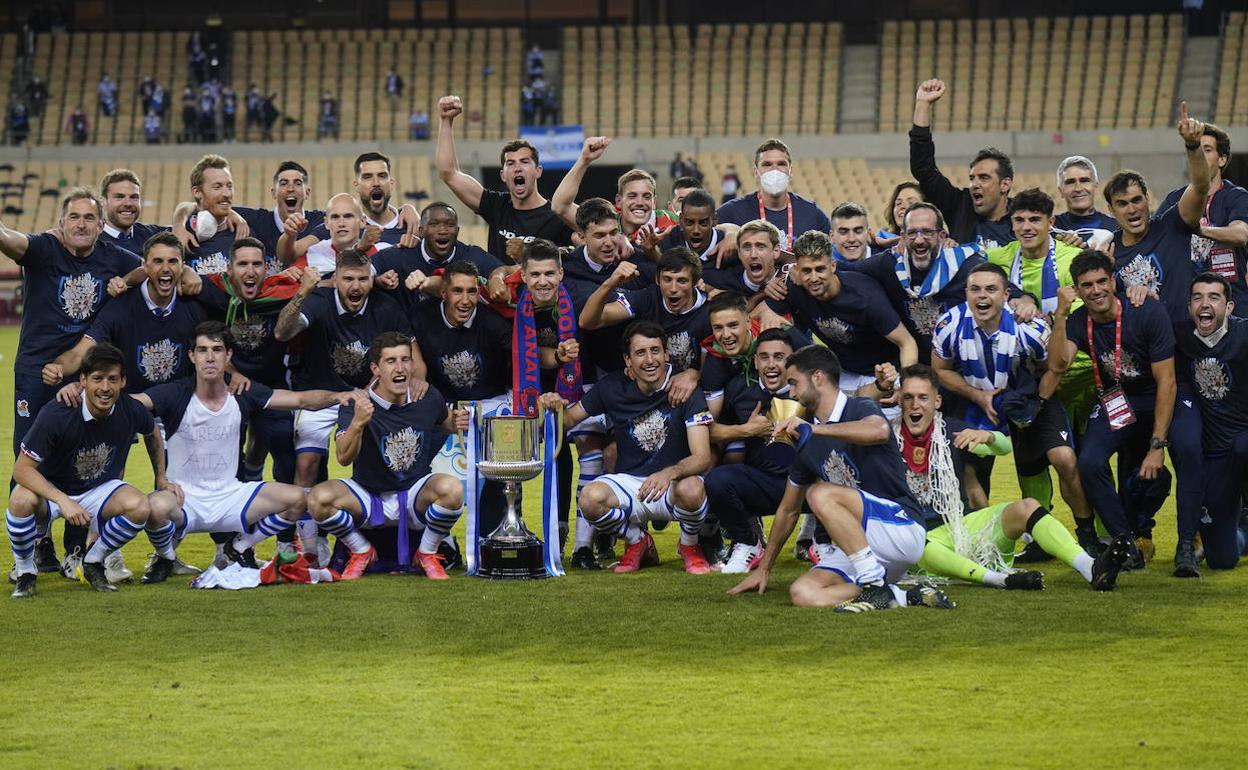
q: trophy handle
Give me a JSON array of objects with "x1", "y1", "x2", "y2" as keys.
[
  {"x1": 539, "y1": 400, "x2": 565, "y2": 456},
  {"x1": 455, "y1": 400, "x2": 480, "y2": 455}
]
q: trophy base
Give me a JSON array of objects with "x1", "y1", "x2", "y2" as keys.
[{"x1": 477, "y1": 535, "x2": 550, "y2": 580}]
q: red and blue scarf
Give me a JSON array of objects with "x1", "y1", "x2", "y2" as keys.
[{"x1": 513, "y1": 284, "x2": 582, "y2": 416}]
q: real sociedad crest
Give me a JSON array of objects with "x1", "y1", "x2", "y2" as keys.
[
  {"x1": 74, "y1": 443, "x2": 113, "y2": 481},
  {"x1": 441, "y1": 350, "x2": 481, "y2": 390},
  {"x1": 1194, "y1": 357, "x2": 1230, "y2": 401},
  {"x1": 58, "y1": 272, "x2": 102, "y2": 321},
  {"x1": 908, "y1": 296, "x2": 942, "y2": 335},
  {"x1": 630, "y1": 408, "x2": 669, "y2": 453},
  {"x1": 230, "y1": 317, "x2": 266, "y2": 351},
  {"x1": 330, "y1": 340, "x2": 369, "y2": 377},
  {"x1": 666, "y1": 331, "x2": 694, "y2": 370},
  {"x1": 1100, "y1": 349, "x2": 1141, "y2": 382},
  {"x1": 816, "y1": 316, "x2": 853, "y2": 344},
  {"x1": 382, "y1": 427, "x2": 423, "y2": 472},
  {"x1": 1117, "y1": 254, "x2": 1163, "y2": 295},
  {"x1": 820, "y1": 450, "x2": 860, "y2": 488},
  {"x1": 193, "y1": 252, "x2": 229, "y2": 276},
  {"x1": 1191, "y1": 234, "x2": 1214, "y2": 265},
  {"x1": 138, "y1": 338, "x2": 182, "y2": 383}
]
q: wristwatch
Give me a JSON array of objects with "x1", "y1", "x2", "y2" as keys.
[{"x1": 1149, "y1": 437, "x2": 1169, "y2": 450}]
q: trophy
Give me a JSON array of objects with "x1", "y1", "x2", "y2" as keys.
[
  {"x1": 759, "y1": 396, "x2": 806, "y2": 467},
  {"x1": 471, "y1": 407, "x2": 563, "y2": 580}
]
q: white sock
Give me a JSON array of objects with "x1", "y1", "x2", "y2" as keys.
[
  {"x1": 847, "y1": 546, "x2": 885, "y2": 585},
  {"x1": 889, "y1": 584, "x2": 908, "y2": 606},
  {"x1": 1073, "y1": 552, "x2": 1094, "y2": 582},
  {"x1": 983, "y1": 570, "x2": 1008, "y2": 588},
  {"x1": 573, "y1": 513, "x2": 594, "y2": 549}
]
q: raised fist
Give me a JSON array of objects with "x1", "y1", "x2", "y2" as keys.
[
  {"x1": 439, "y1": 95, "x2": 464, "y2": 121},
  {"x1": 915, "y1": 79, "x2": 947, "y2": 104}
]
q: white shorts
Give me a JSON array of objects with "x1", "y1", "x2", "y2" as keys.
[
  {"x1": 294, "y1": 405, "x2": 339, "y2": 453},
  {"x1": 46, "y1": 478, "x2": 130, "y2": 536},
  {"x1": 339, "y1": 476, "x2": 435, "y2": 530},
  {"x1": 811, "y1": 489, "x2": 926, "y2": 584},
  {"x1": 175, "y1": 481, "x2": 267, "y2": 537},
  {"x1": 597, "y1": 473, "x2": 685, "y2": 523}
]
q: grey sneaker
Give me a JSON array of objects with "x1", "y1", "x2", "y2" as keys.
[{"x1": 104, "y1": 550, "x2": 133, "y2": 584}]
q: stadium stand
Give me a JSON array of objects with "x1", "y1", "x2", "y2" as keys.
[{"x1": 1215, "y1": 11, "x2": 1247, "y2": 128}]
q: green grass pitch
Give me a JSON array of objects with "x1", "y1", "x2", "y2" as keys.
[{"x1": 0, "y1": 325, "x2": 1243, "y2": 769}]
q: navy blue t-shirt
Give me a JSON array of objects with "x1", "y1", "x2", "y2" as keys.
[
  {"x1": 1055, "y1": 209, "x2": 1119, "y2": 235},
  {"x1": 701, "y1": 266, "x2": 775, "y2": 299},
  {"x1": 787, "y1": 394, "x2": 927, "y2": 526},
  {"x1": 617, "y1": 286, "x2": 710, "y2": 372},
  {"x1": 184, "y1": 215, "x2": 239, "y2": 276},
  {"x1": 1065, "y1": 297, "x2": 1175, "y2": 411},
  {"x1": 193, "y1": 278, "x2": 291, "y2": 388},
  {"x1": 99, "y1": 222, "x2": 167, "y2": 254},
  {"x1": 16, "y1": 233, "x2": 141, "y2": 371},
  {"x1": 296, "y1": 288, "x2": 411, "y2": 391},
  {"x1": 1176, "y1": 315, "x2": 1248, "y2": 454},
  {"x1": 658, "y1": 225, "x2": 737, "y2": 267},
  {"x1": 1112, "y1": 205, "x2": 1197, "y2": 328},
  {"x1": 19, "y1": 396, "x2": 155, "y2": 495},
  {"x1": 715, "y1": 193, "x2": 830, "y2": 251},
  {"x1": 1160, "y1": 180, "x2": 1248, "y2": 310},
  {"x1": 562, "y1": 246, "x2": 654, "y2": 380},
  {"x1": 700, "y1": 325, "x2": 812, "y2": 399},
  {"x1": 236, "y1": 206, "x2": 325, "y2": 257},
  {"x1": 146, "y1": 378, "x2": 274, "y2": 437},
  {"x1": 718, "y1": 377, "x2": 799, "y2": 475},
  {"x1": 577, "y1": 368, "x2": 713, "y2": 476},
  {"x1": 372, "y1": 240, "x2": 504, "y2": 312},
  {"x1": 84, "y1": 283, "x2": 206, "y2": 393},
  {"x1": 337, "y1": 387, "x2": 449, "y2": 492},
  {"x1": 765, "y1": 271, "x2": 904, "y2": 376},
  {"x1": 411, "y1": 302, "x2": 512, "y2": 400}
]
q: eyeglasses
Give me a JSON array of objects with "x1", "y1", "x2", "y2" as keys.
[{"x1": 904, "y1": 228, "x2": 945, "y2": 239}]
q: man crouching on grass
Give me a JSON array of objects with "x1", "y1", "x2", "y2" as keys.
[
  {"x1": 728, "y1": 345, "x2": 955, "y2": 612},
  {"x1": 306, "y1": 332, "x2": 469, "y2": 580}
]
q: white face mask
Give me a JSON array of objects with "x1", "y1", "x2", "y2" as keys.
[{"x1": 759, "y1": 169, "x2": 790, "y2": 196}]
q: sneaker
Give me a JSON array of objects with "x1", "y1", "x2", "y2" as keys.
[
  {"x1": 7, "y1": 566, "x2": 17, "y2": 585},
  {"x1": 170, "y1": 557, "x2": 202, "y2": 576},
  {"x1": 810, "y1": 542, "x2": 836, "y2": 566},
  {"x1": 34, "y1": 537, "x2": 59, "y2": 573},
  {"x1": 80, "y1": 560, "x2": 118, "y2": 592},
  {"x1": 1134, "y1": 536, "x2": 1156, "y2": 564},
  {"x1": 340, "y1": 545, "x2": 377, "y2": 580},
  {"x1": 11, "y1": 572, "x2": 36, "y2": 599},
  {"x1": 1014, "y1": 540, "x2": 1054, "y2": 563},
  {"x1": 834, "y1": 583, "x2": 896, "y2": 613},
  {"x1": 651, "y1": 518, "x2": 669, "y2": 531},
  {"x1": 59, "y1": 547, "x2": 83, "y2": 580},
  {"x1": 613, "y1": 533, "x2": 659, "y2": 573},
  {"x1": 1091, "y1": 534, "x2": 1132, "y2": 591},
  {"x1": 141, "y1": 556, "x2": 177, "y2": 585},
  {"x1": 905, "y1": 584, "x2": 957, "y2": 609},
  {"x1": 794, "y1": 538, "x2": 813, "y2": 563},
  {"x1": 570, "y1": 546, "x2": 601, "y2": 571},
  {"x1": 1123, "y1": 539, "x2": 1147, "y2": 571},
  {"x1": 415, "y1": 551, "x2": 450, "y2": 580},
  {"x1": 1173, "y1": 540, "x2": 1201, "y2": 579},
  {"x1": 700, "y1": 528, "x2": 727, "y2": 567},
  {"x1": 1003, "y1": 571, "x2": 1045, "y2": 591},
  {"x1": 104, "y1": 550, "x2": 133, "y2": 584},
  {"x1": 721, "y1": 542, "x2": 763, "y2": 574},
  {"x1": 315, "y1": 536, "x2": 332, "y2": 569},
  {"x1": 677, "y1": 543, "x2": 714, "y2": 575},
  {"x1": 221, "y1": 539, "x2": 259, "y2": 569},
  {"x1": 594, "y1": 533, "x2": 617, "y2": 564},
  {"x1": 438, "y1": 535, "x2": 463, "y2": 571}
]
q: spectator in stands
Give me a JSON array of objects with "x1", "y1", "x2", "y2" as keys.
[
  {"x1": 720, "y1": 164, "x2": 741, "y2": 204},
  {"x1": 385, "y1": 67, "x2": 403, "y2": 111},
  {"x1": 527, "y1": 44, "x2": 545, "y2": 78},
  {"x1": 198, "y1": 84, "x2": 218, "y2": 143},
  {"x1": 150, "y1": 82, "x2": 167, "y2": 118},
  {"x1": 543, "y1": 87, "x2": 560, "y2": 125},
  {"x1": 206, "y1": 41, "x2": 222, "y2": 82},
  {"x1": 260, "y1": 93, "x2": 279, "y2": 142},
  {"x1": 181, "y1": 85, "x2": 198, "y2": 143},
  {"x1": 910, "y1": 78, "x2": 1014, "y2": 248},
  {"x1": 9, "y1": 101, "x2": 30, "y2": 145},
  {"x1": 143, "y1": 109, "x2": 162, "y2": 144},
  {"x1": 98, "y1": 74, "x2": 118, "y2": 118},
  {"x1": 68, "y1": 106, "x2": 89, "y2": 145},
  {"x1": 686, "y1": 157, "x2": 704, "y2": 185},
  {"x1": 139, "y1": 75, "x2": 155, "y2": 112},
  {"x1": 221, "y1": 85, "x2": 237, "y2": 143},
  {"x1": 409, "y1": 109, "x2": 430, "y2": 140},
  {"x1": 521, "y1": 83, "x2": 538, "y2": 125},
  {"x1": 716, "y1": 138, "x2": 831, "y2": 251},
  {"x1": 670, "y1": 152, "x2": 692, "y2": 180},
  {"x1": 245, "y1": 84, "x2": 263, "y2": 139},
  {"x1": 188, "y1": 32, "x2": 207, "y2": 84},
  {"x1": 317, "y1": 91, "x2": 339, "y2": 140},
  {"x1": 25, "y1": 76, "x2": 48, "y2": 118},
  {"x1": 1054, "y1": 156, "x2": 1117, "y2": 236}
]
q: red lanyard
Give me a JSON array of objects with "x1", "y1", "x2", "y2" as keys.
[
  {"x1": 1202, "y1": 180, "x2": 1224, "y2": 224},
  {"x1": 1086, "y1": 301, "x2": 1123, "y2": 392},
  {"x1": 760, "y1": 193, "x2": 794, "y2": 247}
]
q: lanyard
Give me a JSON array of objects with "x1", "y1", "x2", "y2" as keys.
[
  {"x1": 760, "y1": 193, "x2": 794, "y2": 247},
  {"x1": 1202, "y1": 180, "x2": 1225, "y2": 224},
  {"x1": 1086, "y1": 301, "x2": 1123, "y2": 392}
]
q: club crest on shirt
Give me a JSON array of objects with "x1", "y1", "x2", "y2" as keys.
[
  {"x1": 193, "y1": 252, "x2": 229, "y2": 276},
  {"x1": 330, "y1": 340, "x2": 369, "y2": 377},
  {"x1": 58, "y1": 272, "x2": 103, "y2": 321},
  {"x1": 1194, "y1": 357, "x2": 1230, "y2": 401},
  {"x1": 1116, "y1": 254, "x2": 1163, "y2": 295},
  {"x1": 1099, "y1": 349, "x2": 1141, "y2": 382},
  {"x1": 74, "y1": 442, "x2": 114, "y2": 481},
  {"x1": 16, "y1": 399, "x2": 30, "y2": 418},
  {"x1": 1190, "y1": 234, "x2": 1215, "y2": 265},
  {"x1": 666, "y1": 331, "x2": 694, "y2": 370},
  {"x1": 907, "y1": 296, "x2": 942, "y2": 335},
  {"x1": 820, "y1": 450, "x2": 860, "y2": 488},
  {"x1": 815, "y1": 316, "x2": 853, "y2": 344},
  {"x1": 382, "y1": 427, "x2": 423, "y2": 472},
  {"x1": 138, "y1": 338, "x2": 182, "y2": 383},
  {"x1": 630, "y1": 408, "x2": 669, "y2": 453},
  {"x1": 906, "y1": 469, "x2": 934, "y2": 507},
  {"x1": 441, "y1": 350, "x2": 481, "y2": 390},
  {"x1": 230, "y1": 317, "x2": 267, "y2": 351}
]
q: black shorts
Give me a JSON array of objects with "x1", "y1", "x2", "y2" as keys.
[{"x1": 1013, "y1": 397, "x2": 1074, "y2": 475}]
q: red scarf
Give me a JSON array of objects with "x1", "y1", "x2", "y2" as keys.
[{"x1": 900, "y1": 421, "x2": 935, "y2": 474}]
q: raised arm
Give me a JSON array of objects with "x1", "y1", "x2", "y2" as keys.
[
  {"x1": 908, "y1": 79, "x2": 963, "y2": 219},
  {"x1": 552, "y1": 137, "x2": 611, "y2": 230},
  {"x1": 1176, "y1": 101, "x2": 1213, "y2": 230},
  {"x1": 578, "y1": 261, "x2": 638, "y2": 330},
  {"x1": 1046, "y1": 286, "x2": 1080, "y2": 375},
  {"x1": 277, "y1": 212, "x2": 314, "y2": 266},
  {"x1": 0, "y1": 217, "x2": 31, "y2": 261},
  {"x1": 884, "y1": 322, "x2": 919, "y2": 368},
  {"x1": 44, "y1": 336, "x2": 96, "y2": 385},
  {"x1": 334, "y1": 393, "x2": 372, "y2": 466},
  {"x1": 274, "y1": 268, "x2": 320, "y2": 341},
  {"x1": 435, "y1": 95, "x2": 485, "y2": 212}
]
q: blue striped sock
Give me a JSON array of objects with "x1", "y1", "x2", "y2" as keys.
[
  {"x1": 146, "y1": 521, "x2": 177, "y2": 559},
  {"x1": 87, "y1": 515, "x2": 144, "y2": 563},
  {"x1": 672, "y1": 495, "x2": 709, "y2": 547},
  {"x1": 235, "y1": 513, "x2": 295, "y2": 550},
  {"x1": 321, "y1": 510, "x2": 369, "y2": 553},
  {"x1": 7, "y1": 510, "x2": 38, "y2": 574},
  {"x1": 419, "y1": 502, "x2": 461, "y2": 553},
  {"x1": 592, "y1": 507, "x2": 628, "y2": 537}
]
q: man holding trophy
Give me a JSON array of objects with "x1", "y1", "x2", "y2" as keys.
[{"x1": 540, "y1": 321, "x2": 717, "y2": 574}]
